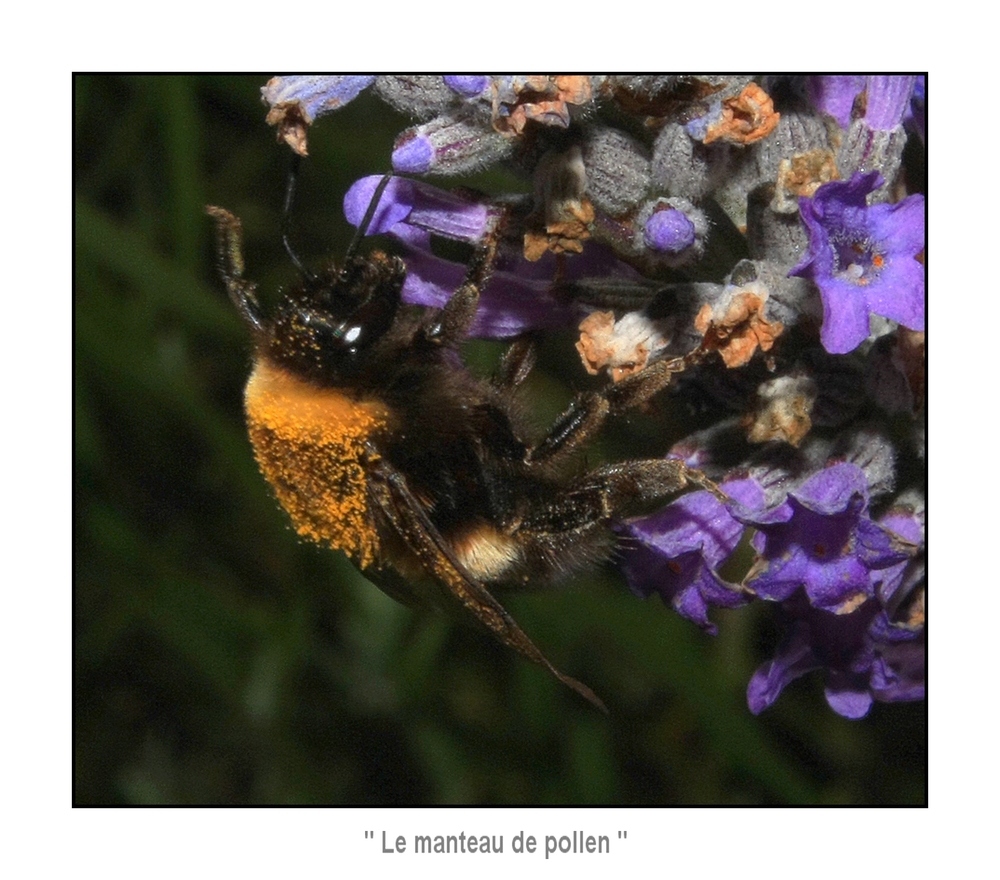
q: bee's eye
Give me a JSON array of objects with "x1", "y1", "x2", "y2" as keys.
[
  {"x1": 296, "y1": 308, "x2": 366, "y2": 354},
  {"x1": 267, "y1": 253, "x2": 406, "y2": 381},
  {"x1": 337, "y1": 289, "x2": 398, "y2": 350},
  {"x1": 271, "y1": 290, "x2": 399, "y2": 378}
]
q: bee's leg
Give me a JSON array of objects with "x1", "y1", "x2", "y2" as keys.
[
  {"x1": 369, "y1": 458, "x2": 606, "y2": 712},
  {"x1": 526, "y1": 350, "x2": 705, "y2": 464},
  {"x1": 521, "y1": 458, "x2": 727, "y2": 540},
  {"x1": 491, "y1": 336, "x2": 537, "y2": 391},
  {"x1": 423, "y1": 212, "x2": 506, "y2": 346},
  {"x1": 205, "y1": 206, "x2": 265, "y2": 333}
]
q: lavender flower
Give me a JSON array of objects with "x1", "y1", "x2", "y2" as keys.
[
  {"x1": 739, "y1": 462, "x2": 910, "y2": 612},
  {"x1": 747, "y1": 578, "x2": 923, "y2": 719},
  {"x1": 343, "y1": 175, "x2": 497, "y2": 246},
  {"x1": 738, "y1": 463, "x2": 922, "y2": 718},
  {"x1": 747, "y1": 593, "x2": 875, "y2": 717},
  {"x1": 790, "y1": 171, "x2": 925, "y2": 354},
  {"x1": 343, "y1": 175, "x2": 579, "y2": 336},
  {"x1": 620, "y1": 478, "x2": 764, "y2": 633}
]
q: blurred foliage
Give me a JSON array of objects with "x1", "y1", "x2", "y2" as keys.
[{"x1": 74, "y1": 75, "x2": 926, "y2": 805}]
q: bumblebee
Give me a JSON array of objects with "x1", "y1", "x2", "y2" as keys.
[{"x1": 206, "y1": 180, "x2": 719, "y2": 710}]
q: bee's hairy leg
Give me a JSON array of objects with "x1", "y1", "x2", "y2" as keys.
[
  {"x1": 521, "y1": 457, "x2": 726, "y2": 537},
  {"x1": 369, "y1": 457, "x2": 606, "y2": 712},
  {"x1": 423, "y1": 210, "x2": 506, "y2": 346},
  {"x1": 526, "y1": 352, "x2": 701, "y2": 464},
  {"x1": 491, "y1": 336, "x2": 537, "y2": 391},
  {"x1": 205, "y1": 205, "x2": 265, "y2": 332}
]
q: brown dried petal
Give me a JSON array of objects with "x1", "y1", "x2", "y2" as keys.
[
  {"x1": 742, "y1": 374, "x2": 818, "y2": 447},
  {"x1": 576, "y1": 310, "x2": 667, "y2": 381},
  {"x1": 771, "y1": 149, "x2": 840, "y2": 213},
  {"x1": 265, "y1": 103, "x2": 310, "y2": 156},
  {"x1": 703, "y1": 83, "x2": 780, "y2": 146},
  {"x1": 694, "y1": 291, "x2": 784, "y2": 368},
  {"x1": 523, "y1": 197, "x2": 595, "y2": 261},
  {"x1": 492, "y1": 76, "x2": 593, "y2": 136}
]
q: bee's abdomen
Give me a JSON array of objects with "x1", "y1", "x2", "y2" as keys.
[{"x1": 243, "y1": 358, "x2": 390, "y2": 568}]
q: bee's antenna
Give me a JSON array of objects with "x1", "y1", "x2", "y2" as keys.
[
  {"x1": 282, "y1": 154, "x2": 316, "y2": 284},
  {"x1": 344, "y1": 172, "x2": 393, "y2": 263}
]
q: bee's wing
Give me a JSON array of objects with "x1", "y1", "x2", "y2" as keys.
[{"x1": 369, "y1": 459, "x2": 606, "y2": 712}]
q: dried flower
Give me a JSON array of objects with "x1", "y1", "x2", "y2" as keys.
[
  {"x1": 698, "y1": 83, "x2": 780, "y2": 146},
  {"x1": 491, "y1": 76, "x2": 594, "y2": 135},
  {"x1": 743, "y1": 372, "x2": 818, "y2": 447},
  {"x1": 694, "y1": 280, "x2": 784, "y2": 368},
  {"x1": 262, "y1": 76, "x2": 375, "y2": 155},
  {"x1": 576, "y1": 310, "x2": 670, "y2": 381}
]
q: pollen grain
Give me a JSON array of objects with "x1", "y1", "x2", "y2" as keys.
[{"x1": 243, "y1": 359, "x2": 390, "y2": 568}]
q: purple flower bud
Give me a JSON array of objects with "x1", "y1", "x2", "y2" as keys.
[
  {"x1": 631, "y1": 197, "x2": 709, "y2": 268},
  {"x1": 444, "y1": 75, "x2": 491, "y2": 98},
  {"x1": 644, "y1": 207, "x2": 696, "y2": 253},
  {"x1": 391, "y1": 110, "x2": 512, "y2": 175},
  {"x1": 392, "y1": 136, "x2": 435, "y2": 173}
]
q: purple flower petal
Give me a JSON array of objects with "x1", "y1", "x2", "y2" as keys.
[
  {"x1": 344, "y1": 175, "x2": 494, "y2": 243},
  {"x1": 791, "y1": 172, "x2": 925, "y2": 354},
  {"x1": 791, "y1": 462, "x2": 869, "y2": 515},
  {"x1": 740, "y1": 462, "x2": 911, "y2": 611},
  {"x1": 824, "y1": 680, "x2": 874, "y2": 718},
  {"x1": 747, "y1": 625, "x2": 819, "y2": 714},
  {"x1": 619, "y1": 479, "x2": 763, "y2": 632},
  {"x1": 864, "y1": 75, "x2": 917, "y2": 131},
  {"x1": 399, "y1": 246, "x2": 577, "y2": 337},
  {"x1": 807, "y1": 76, "x2": 867, "y2": 128}
]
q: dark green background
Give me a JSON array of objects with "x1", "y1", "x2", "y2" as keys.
[{"x1": 74, "y1": 74, "x2": 926, "y2": 805}]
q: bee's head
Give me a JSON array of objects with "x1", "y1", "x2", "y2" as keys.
[
  {"x1": 265, "y1": 251, "x2": 406, "y2": 383},
  {"x1": 208, "y1": 171, "x2": 407, "y2": 385}
]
